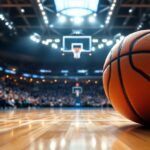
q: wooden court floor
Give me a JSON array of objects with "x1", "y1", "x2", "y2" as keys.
[{"x1": 0, "y1": 109, "x2": 150, "y2": 150}]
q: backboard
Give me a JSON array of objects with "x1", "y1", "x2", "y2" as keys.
[{"x1": 62, "y1": 36, "x2": 92, "y2": 58}]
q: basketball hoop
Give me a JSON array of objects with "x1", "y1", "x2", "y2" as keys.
[{"x1": 72, "y1": 48, "x2": 82, "y2": 59}]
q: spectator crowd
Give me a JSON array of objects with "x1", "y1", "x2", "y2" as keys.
[{"x1": 0, "y1": 78, "x2": 110, "y2": 109}]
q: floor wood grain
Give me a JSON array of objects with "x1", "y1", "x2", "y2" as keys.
[{"x1": 0, "y1": 109, "x2": 149, "y2": 150}]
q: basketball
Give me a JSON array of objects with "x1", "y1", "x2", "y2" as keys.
[{"x1": 103, "y1": 30, "x2": 150, "y2": 125}]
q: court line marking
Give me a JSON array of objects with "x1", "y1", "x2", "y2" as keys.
[{"x1": 0, "y1": 119, "x2": 130, "y2": 122}]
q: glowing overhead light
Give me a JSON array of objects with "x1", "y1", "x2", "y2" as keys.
[
  {"x1": 5, "y1": 22, "x2": 9, "y2": 26},
  {"x1": 77, "y1": 70, "x2": 88, "y2": 74},
  {"x1": 108, "y1": 11, "x2": 113, "y2": 16},
  {"x1": 54, "y1": 39, "x2": 60, "y2": 43},
  {"x1": 30, "y1": 33, "x2": 41, "y2": 43},
  {"x1": 54, "y1": 0, "x2": 99, "y2": 16},
  {"x1": 73, "y1": 17, "x2": 84, "y2": 25},
  {"x1": 56, "y1": 13, "x2": 60, "y2": 17},
  {"x1": 92, "y1": 39, "x2": 99, "y2": 43},
  {"x1": 51, "y1": 43, "x2": 58, "y2": 49},
  {"x1": 61, "y1": 70, "x2": 69, "y2": 74},
  {"x1": 50, "y1": 24, "x2": 54, "y2": 28},
  {"x1": 41, "y1": 11, "x2": 46, "y2": 16},
  {"x1": 40, "y1": 69, "x2": 52, "y2": 73},
  {"x1": 105, "y1": 0, "x2": 117, "y2": 25},
  {"x1": 98, "y1": 43, "x2": 104, "y2": 49},
  {"x1": 37, "y1": 2, "x2": 49, "y2": 25},
  {"x1": 102, "y1": 39, "x2": 108, "y2": 43},
  {"x1": 105, "y1": 20, "x2": 109, "y2": 24},
  {"x1": 94, "y1": 70, "x2": 103, "y2": 73},
  {"x1": 44, "y1": 19, "x2": 49, "y2": 24},
  {"x1": 88, "y1": 15, "x2": 96, "y2": 23},
  {"x1": 91, "y1": 47, "x2": 96, "y2": 51},
  {"x1": 100, "y1": 24, "x2": 104, "y2": 28},
  {"x1": 0, "y1": 14, "x2": 4, "y2": 20},
  {"x1": 42, "y1": 40, "x2": 49, "y2": 45},
  {"x1": 129, "y1": 8, "x2": 133, "y2": 13},
  {"x1": 93, "y1": 13, "x2": 97, "y2": 17},
  {"x1": 46, "y1": 39, "x2": 53, "y2": 43},
  {"x1": 106, "y1": 40, "x2": 113, "y2": 46},
  {"x1": 59, "y1": 15, "x2": 66, "y2": 23},
  {"x1": 20, "y1": 8, "x2": 25, "y2": 13}
]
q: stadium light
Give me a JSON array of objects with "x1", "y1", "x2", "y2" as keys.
[
  {"x1": 105, "y1": 0, "x2": 117, "y2": 25},
  {"x1": 93, "y1": 13, "x2": 97, "y2": 17},
  {"x1": 94, "y1": 70, "x2": 103, "y2": 73},
  {"x1": 100, "y1": 24, "x2": 104, "y2": 28},
  {"x1": 102, "y1": 39, "x2": 108, "y2": 43},
  {"x1": 42, "y1": 40, "x2": 49, "y2": 45},
  {"x1": 5, "y1": 22, "x2": 9, "y2": 26},
  {"x1": 129, "y1": 8, "x2": 133, "y2": 13},
  {"x1": 51, "y1": 43, "x2": 58, "y2": 49},
  {"x1": 54, "y1": 39, "x2": 60, "y2": 43},
  {"x1": 106, "y1": 40, "x2": 113, "y2": 46},
  {"x1": 54, "y1": 0, "x2": 99, "y2": 17},
  {"x1": 30, "y1": 33, "x2": 41, "y2": 43},
  {"x1": 47, "y1": 39, "x2": 53, "y2": 43},
  {"x1": 92, "y1": 39, "x2": 99, "y2": 43},
  {"x1": 37, "y1": 1, "x2": 49, "y2": 25},
  {"x1": 88, "y1": 15, "x2": 96, "y2": 23},
  {"x1": 0, "y1": 14, "x2": 5, "y2": 20},
  {"x1": 91, "y1": 47, "x2": 96, "y2": 51},
  {"x1": 40, "y1": 69, "x2": 52, "y2": 73},
  {"x1": 20, "y1": 8, "x2": 25, "y2": 13},
  {"x1": 61, "y1": 70, "x2": 69, "y2": 74},
  {"x1": 56, "y1": 13, "x2": 60, "y2": 17},
  {"x1": 50, "y1": 24, "x2": 54, "y2": 28},
  {"x1": 98, "y1": 44, "x2": 104, "y2": 49},
  {"x1": 77, "y1": 70, "x2": 88, "y2": 74},
  {"x1": 73, "y1": 17, "x2": 84, "y2": 25},
  {"x1": 58, "y1": 15, "x2": 66, "y2": 23}
]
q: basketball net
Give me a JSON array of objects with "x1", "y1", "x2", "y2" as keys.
[{"x1": 72, "y1": 48, "x2": 82, "y2": 59}]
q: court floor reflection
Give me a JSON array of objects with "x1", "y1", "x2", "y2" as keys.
[{"x1": 0, "y1": 109, "x2": 149, "y2": 150}]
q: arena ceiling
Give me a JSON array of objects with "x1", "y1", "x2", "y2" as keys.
[{"x1": 0, "y1": 0, "x2": 149, "y2": 77}]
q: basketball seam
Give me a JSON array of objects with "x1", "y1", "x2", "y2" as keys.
[
  {"x1": 104, "y1": 51, "x2": 150, "y2": 71},
  {"x1": 106, "y1": 51, "x2": 112, "y2": 102},
  {"x1": 117, "y1": 37, "x2": 148, "y2": 124},
  {"x1": 129, "y1": 33, "x2": 150, "y2": 81}
]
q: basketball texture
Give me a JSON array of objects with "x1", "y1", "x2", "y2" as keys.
[{"x1": 103, "y1": 30, "x2": 150, "y2": 125}]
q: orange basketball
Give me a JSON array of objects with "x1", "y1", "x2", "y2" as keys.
[{"x1": 103, "y1": 30, "x2": 150, "y2": 125}]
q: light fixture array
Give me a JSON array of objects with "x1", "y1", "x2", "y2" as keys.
[
  {"x1": 105, "y1": 0, "x2": 117, "y2": 25},
  {"x1": 30, "y1": 33, "x2": 125, "y2": 53},
  {"x1": 0, "y1": 14, "x2": 15, "y2": 31},
  {"x1": 36, "y1": 0, "x2": 49, "y2": 24},
  {"x1": 56, "y1": 13, "x2": 97, "y2": 25}
]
